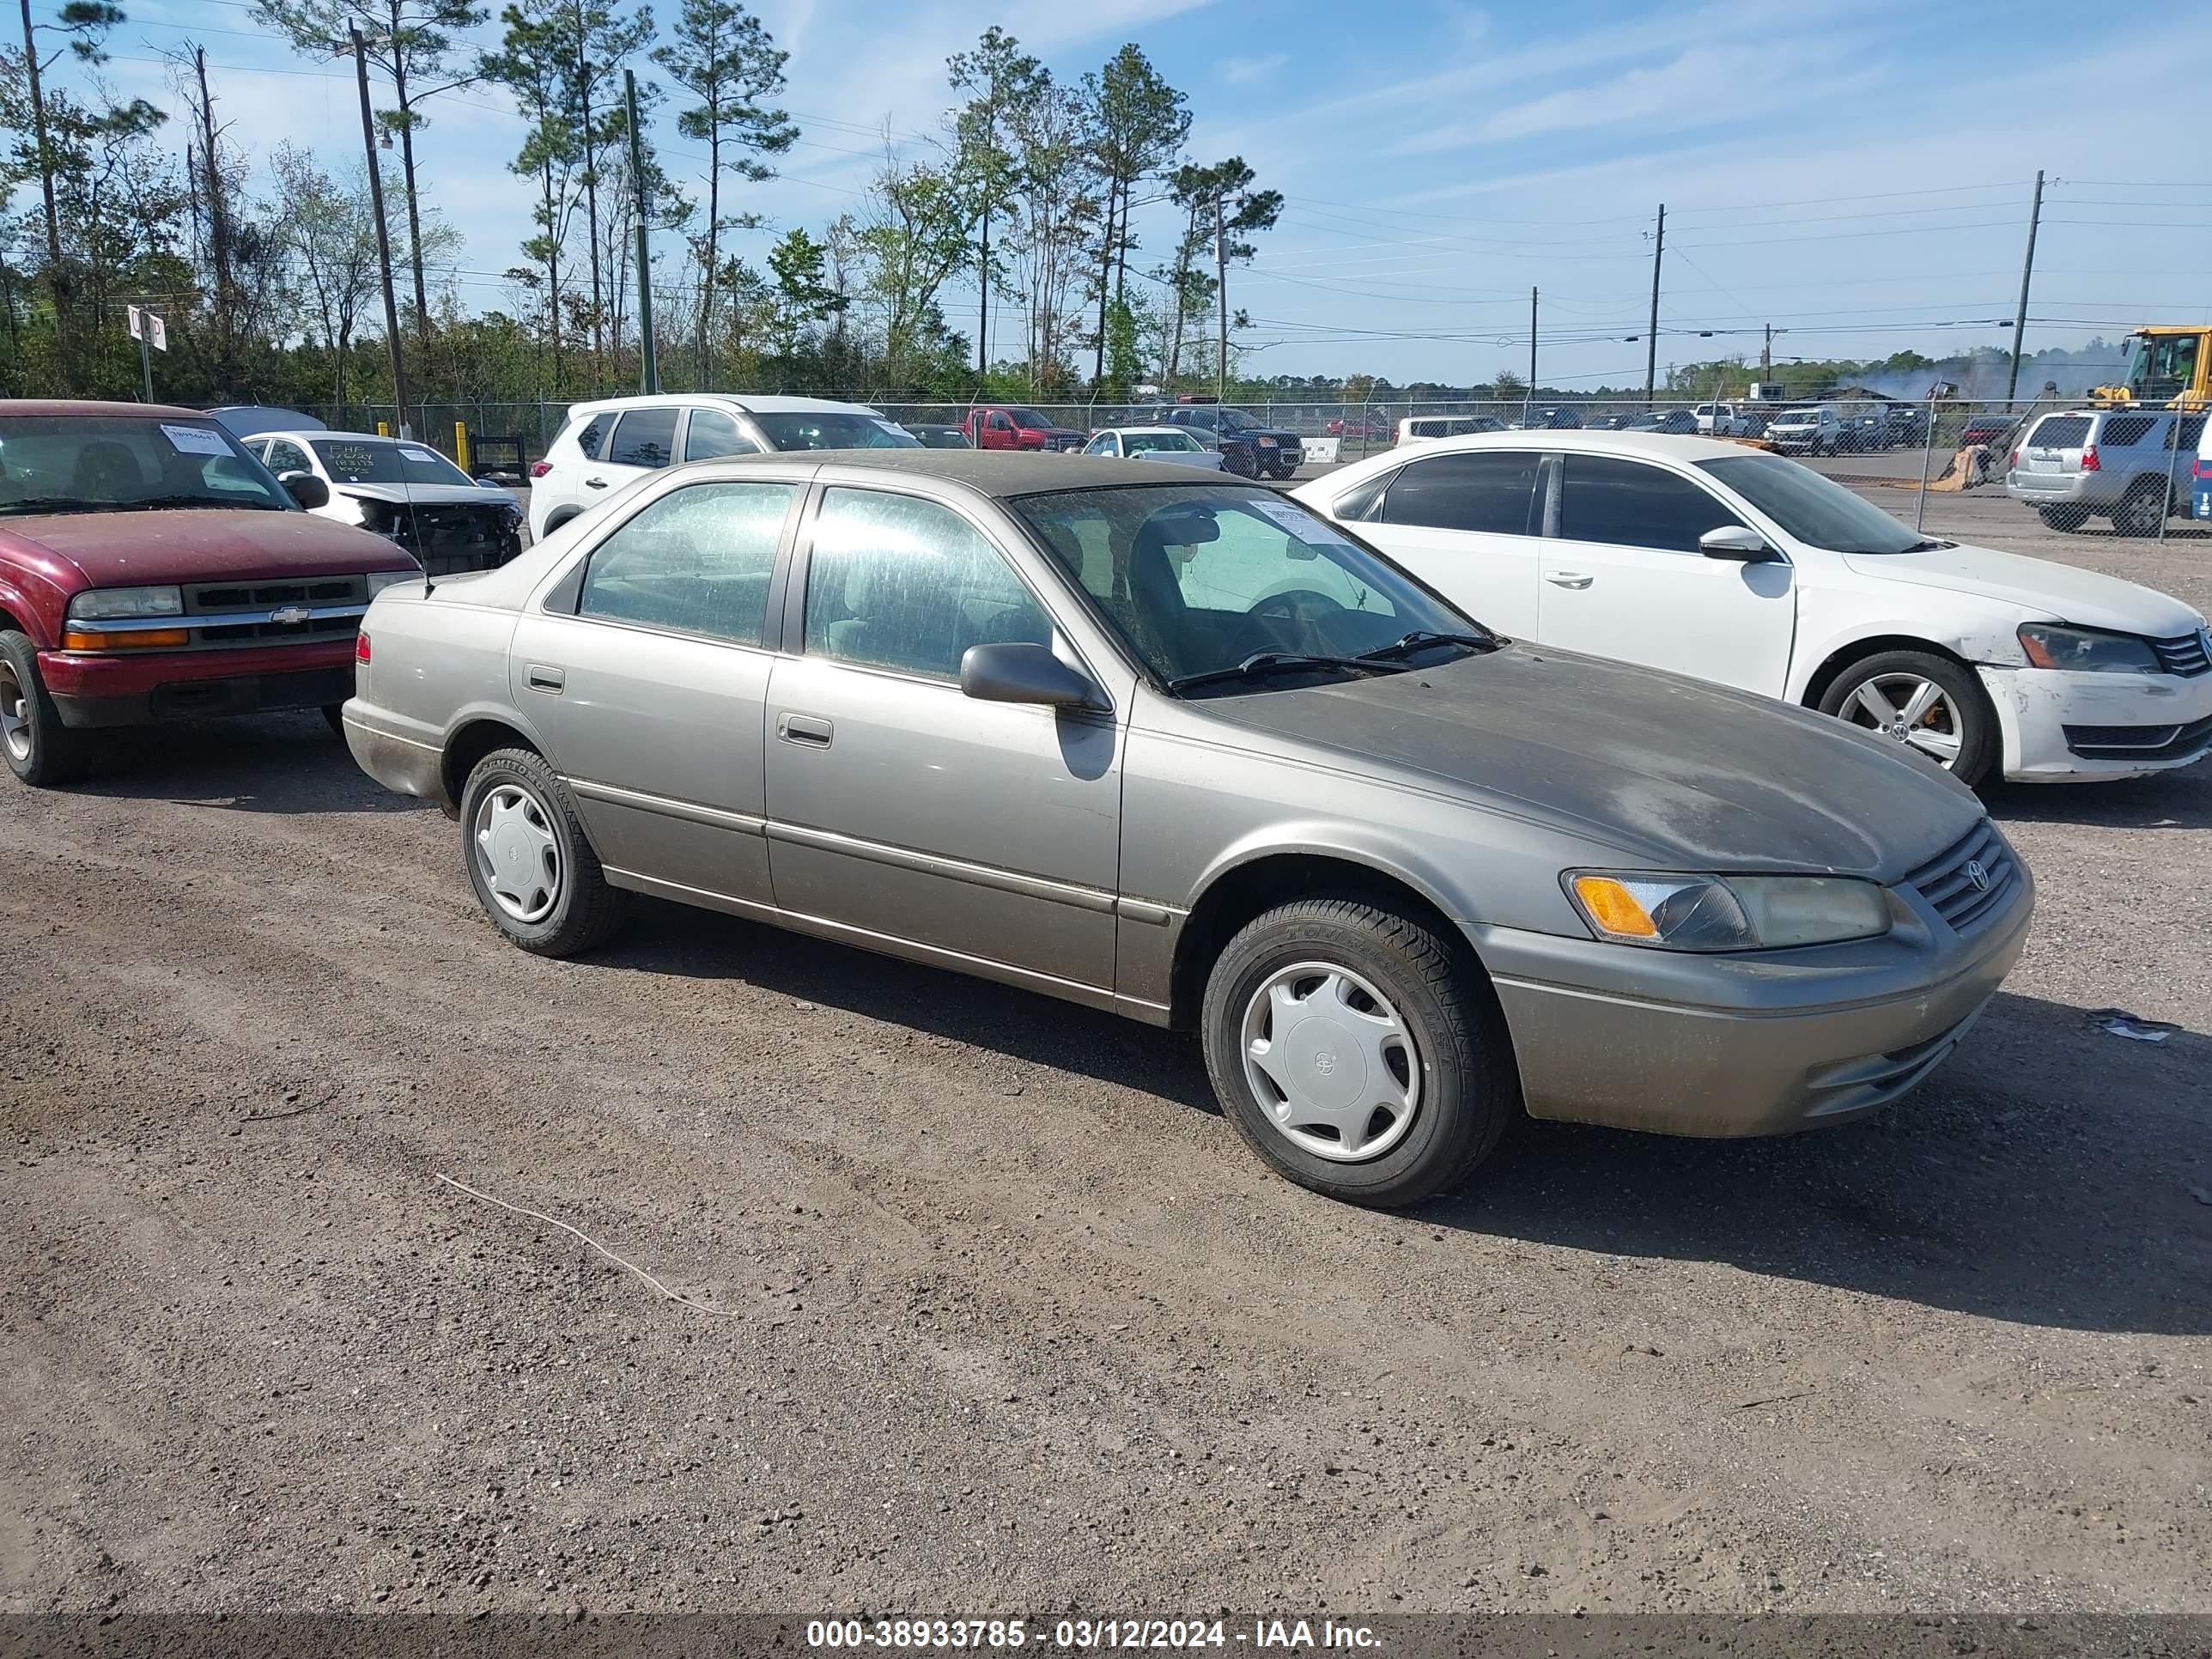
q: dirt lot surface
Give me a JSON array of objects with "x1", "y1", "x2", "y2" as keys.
[{"x1": 5, "y1": 504, "x2": 2211, "y2": 1620}]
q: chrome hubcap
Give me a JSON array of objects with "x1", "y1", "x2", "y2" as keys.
[
  {"x1": 1240, "y1": 962, "x2": 1421, "y2": 1163},
  {"x1": 0, "y1": 660, "x2": 30, "y2": 763},
  {"x1": 1844, "y1": 673, "x2": 1963, "y2": 768},
  {"x1": 473, "y1": 784, "x2": 562, "y2": 924}
]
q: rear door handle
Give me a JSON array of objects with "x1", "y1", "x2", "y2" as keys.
[
  {"x1": 777, "y1": 713, "x2": 834, "y2": 747},
  {"x1": 584, "y1": 476, "x2": 609, "y2": 489},
  {"x1": 1546, "y1": 572, "x2": 1594, "y2": 589},
  {"x1": 526, "y1": 664, "x2": 565, "y2": 693}
]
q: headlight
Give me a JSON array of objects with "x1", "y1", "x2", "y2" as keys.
[
  {"x1": 1565, "y1": 871, "x2": 1893, "y2": 951},
  {"x1": 2016, "y1": 623, "x2": 2160, "y2": 673},
  {"x1": 67, "y1": 585, "x2": 183, "y2": 621},
  {"x1": 366, "y1": 568, "x2": 422, "y2": 596}
]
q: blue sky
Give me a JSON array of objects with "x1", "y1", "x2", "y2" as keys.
[{"x1": 82, "y1": 0, "x2": 2212, "y2": 387}]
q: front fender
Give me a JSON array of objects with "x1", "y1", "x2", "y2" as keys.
[{"x1": 1185, "y1": 818, "x2": 1479, "y2": 924}]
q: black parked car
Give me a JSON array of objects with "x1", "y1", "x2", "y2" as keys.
[{"x1": 1145, "y1": 404, "x2": 1304, "y2": 479}]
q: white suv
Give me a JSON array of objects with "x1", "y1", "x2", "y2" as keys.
[{"x1": 526, "y1": 394, "x2": 919, "y2": 542}]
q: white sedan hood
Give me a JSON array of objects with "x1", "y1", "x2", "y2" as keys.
[{"x1": 1845, "y1": 542, "x2": 2204, "y2": 636}]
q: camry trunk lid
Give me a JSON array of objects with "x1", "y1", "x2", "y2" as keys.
[{"x1": 1205, "y1": 645, "x2": 1984, "y2": 880}]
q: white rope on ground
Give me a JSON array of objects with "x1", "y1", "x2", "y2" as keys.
[{"x1": 434, "y1": 1170, "x2": 745, "y2": 1318}]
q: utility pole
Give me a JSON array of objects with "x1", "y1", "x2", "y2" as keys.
[
  {"x1": 1644, "y1": 203, "x2": 1663, "y2": 404},
  {"x1": 19, "y1": 0, "x2": 68, "y2": 383},
  {"x1": 1214, "y1": 192, "x2": 1229, "y2": 404},
  {"x1": 626, "y1": 69, "x2": 658, "y2": 394},
  {"x1": 352, "y1": 25, "x2": 410, "y2": 438},
  {"x1": 2005, "y1": 168, "x2": 2045, "y2": 404},
  {"x1": 1525, "y1": 286, "x2": 1537, "y2": 428},
  {"x1": 192, "y1": 48, "x2": 236, "y2": 390},
  {"x1": 1762, "y1": 323, "x2": 1772, "y2": 377}
]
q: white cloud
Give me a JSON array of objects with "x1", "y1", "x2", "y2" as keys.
[{"x1": 1221, "y1": 52, "x2": 1288, "y2": 86}]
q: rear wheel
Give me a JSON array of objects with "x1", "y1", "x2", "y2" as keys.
[
  {"x1": 2109, "y1": 481, "x2": 2167, "y2": 538},
  {"x1": 1818, "y1": 648, "x2": 1999, "y2": 787},
  {"x1": 0, "y1": 629, "x2": 88, "y2": 787},
  {"x1": 1224, "y1": 447, "x2": 1260, "y2": 479},
  {"x1": 321, "y1": 702, "x2": 348, "y2": 737},
  {"x1": 459, "y1": 747, "x2": 627, "y2": 957},
  {"x1": 1200, "y1": 894, "x2": 1517, "y2": 1208},
  {"x1": 2036, "y1": 504, "x2": 2090, "y2": 532}
]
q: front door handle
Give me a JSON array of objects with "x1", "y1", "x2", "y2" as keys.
[
  {"x1": 777, "y1": 713, "x2": 834, "y2": 747},
  {"x1": 584, "y1": 476, "x2": 609, "y2": 489},
  {"x1": 526, "y1": 664, "x2": 565, "y2": 693},
  {"x1": 1547, "y1": 572, "x2": 1594, "y2": 589}
]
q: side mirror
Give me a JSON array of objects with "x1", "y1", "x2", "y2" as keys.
[
  {"x1": 280, "y1": 470, "x2": 330, "y2": 510},
  {"x1": 960, "y1": 641, "x2": 1104, "y2": 711},
  {"x1": 1699, "y1": 525, "x2": 1774, "y2": 562},
  {"x1": 477, "y1": 475, "x2": 507, "y2": 489}
]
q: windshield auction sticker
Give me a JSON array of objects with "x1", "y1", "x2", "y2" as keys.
[{"x1": 159, "y1": 423, "x2": 233, "y2": 455}]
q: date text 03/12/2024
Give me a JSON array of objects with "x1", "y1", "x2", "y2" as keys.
[{"x1": 805, "y1": 1619, "x2": 1382, "y2": 1650}]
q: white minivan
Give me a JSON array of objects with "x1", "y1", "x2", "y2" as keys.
[
  {"x1": 1293, "y1": 430, "x2": 2212, "y2": 786},
  {"x1": 526, "y1": 394, "x2": 917, "y2": 542}
]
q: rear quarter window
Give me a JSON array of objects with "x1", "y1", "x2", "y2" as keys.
[{"x1": 572, "y1": 413, "x2": 612, "y2": 460}]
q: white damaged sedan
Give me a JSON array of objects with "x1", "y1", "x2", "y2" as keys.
[{"x1": 1295, "y1": 432, "x2": 2212, "y2": 785}]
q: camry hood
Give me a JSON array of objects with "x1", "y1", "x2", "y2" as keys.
[
  {"x1": 8, "y1": 507, "x2": 409, "y2": 586},
  {"x1": 1846, "y1": 542, "x2": 2204, "y2": 636},
  {"x1": 1206, "y1": 645, "x2": 1984, "y2": 880}
]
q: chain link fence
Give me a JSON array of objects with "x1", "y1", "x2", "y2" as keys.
[{"x1": 322, "y1": 392, "x2": 2209, "y2": 551}]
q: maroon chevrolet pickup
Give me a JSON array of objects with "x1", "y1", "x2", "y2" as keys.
[{"x1": 0, "y1": 400, "x2": 420, "y2": 786}]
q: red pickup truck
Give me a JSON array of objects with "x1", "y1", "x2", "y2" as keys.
[
  {"x1": 964, "y1": 404, "x2": 1089, "y2": 452},
  {"x1": 0, "y1": 400, "x2": 419, "y2": 786}
]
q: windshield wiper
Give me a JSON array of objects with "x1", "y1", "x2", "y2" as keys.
[
  {"x1": 1167, "y1": 651, "x2": 1412, "y2": 695},
  {"x1": 121, "y1": 494, "x2": 283, "y2": 512},
  {"x1": 0, "y1": 496, "x2": 113, "y2": 516},
  {"x1": 1356, "y1": 629, "x2": 1506, "y2": 664}
]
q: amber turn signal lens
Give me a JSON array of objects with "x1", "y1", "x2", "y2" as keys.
[
  {"x1": 62, "y1": 626, "x2": 191, "y2": 650},
  {"x1": 1570, "y1": 875, "x2": 1660, "y2": 939}
]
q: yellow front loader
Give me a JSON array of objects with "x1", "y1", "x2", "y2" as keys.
[{"x1": 2090, "y1": 325, "x2": 2212, "y2": 409}]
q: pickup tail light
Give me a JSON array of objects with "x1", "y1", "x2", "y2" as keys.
[
  {"x1": 2079, "y1": 444, "x2": 2100, "y2": 472},
  {"x1": 356, "y1": 632, "x2": 371, "y2": 664},
  {"x1": 528, "y1": 460, "x2": 552, "y2": 479}
]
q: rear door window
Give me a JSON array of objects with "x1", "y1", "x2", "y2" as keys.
[
  {"x1": 1558, "y1": 454, "x2": 1745, "y2": 554},
  {"x1": 575, "y1": 481, "x2": 793, "y2": 644},
  {"x1": 607, "y1": 406, "x2": 678, "y2": 468},
  {"x1": 1381, "y1": 451, "x2": 1541, "y2": 536}
]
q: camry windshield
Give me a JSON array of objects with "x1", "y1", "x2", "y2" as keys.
[
  {"x1": 752, "y1": 412, "x2": 921, "y2": 450},
  {"x1": 1014, "y1": 483, "x2": 1491, "y2": 692},
  {"x1": 1699, "y1": 453, "x2": 1932, "y2": 554},
  {"x1": 0, "y1": 415, "x2": 289, "y2": 514},
  {"x1": 310, "y1": 438, "x2": 473, "y2": 487}
]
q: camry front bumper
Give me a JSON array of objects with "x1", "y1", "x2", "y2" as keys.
[{"x1": 1468, "y1": 866, "x2": 2033, "y2": 1137}]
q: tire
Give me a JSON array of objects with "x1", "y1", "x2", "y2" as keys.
[
  {"x1": 2036, "y1": 504, "x2": 2090, "y2": 532},
  {"x1": 1200, "y1": 894, "x2": 1518, "y2": 1208},
  {"x1": 0, "y1": 629, "x2": 88, "y2": 787},
  {"x1": 1817, "y1": 648, "x2": 1999, "y2": 788},
  {"x1": 321, "y1": 702, "x2": 348, "y2": 737},
  {"x1": 1224, "y1": 447, "x2": 1260, "y2": 479},
  {"x1": 458, "y1": 746, "x2": 627, "y2": 957},
  {"x1": 2109, "y1": 481, "x2": 2166, "y2": 538}
]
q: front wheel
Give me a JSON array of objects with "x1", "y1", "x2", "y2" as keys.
[
  {"x1": 1200, "y1": 895, "x2": 1518, "y2": 1207},
  {"x1": 459, "y1": 747, "x2": 628, "y2": 956},
  {"x1": 0, "y1": 629, "x2": 88, "y2": 787},
  {"x1": 1818, "y1": 649, "x2": 1999, "y2": 788}
]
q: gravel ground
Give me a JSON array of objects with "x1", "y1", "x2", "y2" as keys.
[{"x1": 3, "y1": 493, "x2": 2209, "y2": 1620}]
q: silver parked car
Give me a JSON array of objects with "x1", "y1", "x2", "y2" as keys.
[
  {"x1": 2003, "y1": 406, "x2": 2204, "y2": 535},
  {"x1": 343, "y1": 453, "x2": 2033, "y2": 1207}
]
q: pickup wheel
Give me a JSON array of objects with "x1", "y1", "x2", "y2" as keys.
[
  {"x1": 459, "y1": 747, "x2": 627, "y2": 957},
  {"x1": 1224, "y1": 447, "x2": 1260, "y2": 479},
  {"x1": 1200, "y1": 894, "x2": 1518, "y2": 1208},
  {"x1": 1818, "y1": 648, "x2": 1999, "y2": 788},
  {"x1": 0, "y1": 629, "x2": 88, "y2": 787}
]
